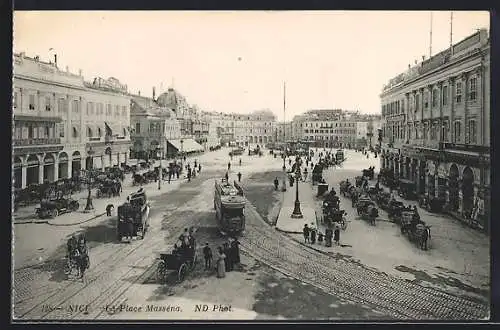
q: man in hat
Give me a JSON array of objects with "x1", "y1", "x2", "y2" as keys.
[{"x1": 203, "y1": 243, "x2": 213, "y2": 270}]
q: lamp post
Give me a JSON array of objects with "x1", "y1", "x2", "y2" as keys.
[
  {"x1": 157, "y1": 144, "x2": 162, "y2": 190},
  {"x1": 180, "y1": 139, "x2": 184, "y2": 170},
  {"x1": 282, "y1": 81, "x2": 287, "y2": 192},
  {"x1": 290, "y1": 157, "x2": 303, "y2": 218}
]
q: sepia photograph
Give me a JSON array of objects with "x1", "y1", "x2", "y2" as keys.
[{"x1": 11, "y1": 10, "x2": 490, "y2": 321}]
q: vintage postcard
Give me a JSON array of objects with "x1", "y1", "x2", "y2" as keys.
[{"x1": 11, "y1": 10, "x2": 490, "y2": 321}]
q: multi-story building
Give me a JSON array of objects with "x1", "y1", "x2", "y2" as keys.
[
  {"x1": 275, "y1": 122, "x2": 293, "y2": 143},
  {"x1": 13, "y1": 52, "x2": 132, "y2": 189},
  {"x1": 289, "y1": 109, "x2": 377, "y2": 149},
  {"x1": 204, "y1": 110, "x2": 277, "y2": 147},
  {"x1": 130, "y1": 95, "x2": 182, "y2": 159},
  {"x1": 380, "y1": 29, "x2": 490, "y2": 229}
]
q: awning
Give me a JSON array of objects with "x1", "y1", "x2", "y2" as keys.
[
  {"x1": 14, "y1": 115, "x2": 63, "y2": 122},
  {"x1": 168, "y1": 139, "x2": 204, "y2": 153}
]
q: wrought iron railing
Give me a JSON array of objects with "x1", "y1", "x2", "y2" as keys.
[{"x1": 13, "y1": 137, "x2": 61, "y2": 146}]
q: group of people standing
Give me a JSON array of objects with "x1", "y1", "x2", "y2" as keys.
[
  {"x1": 303, "y1": 222, "x2": 341, "y2": 247},
  {"x1": 203, "y1": 238, "x2": 241, "y2": 278}
]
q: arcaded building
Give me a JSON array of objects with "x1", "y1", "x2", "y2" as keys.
[
  {"x1": 12, "y1": 53, "x2": 132, "y2": 189},
  {"x1": 380, "y1": 29, "x2": 490, "y2": 229}
]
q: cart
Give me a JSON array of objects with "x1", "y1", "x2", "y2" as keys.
[{"x1": 156, "y1": 240, "x2": 197, "y2": 283}]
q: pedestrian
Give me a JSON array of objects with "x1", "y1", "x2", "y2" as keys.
[
  {"x1": 203, "y1": 243, "x2": 213, "y2": 270},
  {"x1": 168, "y1": 170, "x2": 172, "y2": 183},
  {"x1": 239, "y1": 158, "x2": 242, "y2": 166},
  {"x1": 228, "y1": 162, "x2": 231, "y2": 171},
  {"x1": 317, "y1": 232, "x2": 324, "y2": 244},
  {"x1": 306, "y1": 159, "x2": 309, "y2": 167},
  {"x1": 223, "y1": 242, "x2": 232, "y2": 272},
  {"x1": 231, "y1": 237, "x2": 241, "y2": 266},
  {"x1": 187, "y1": 168, "x2": 192, "y2": 182},
  {"x1": 311, "y1": 162, "x2": 314, "y2": 170},
  {"x1": 274, "y1": 177, "x2": 279, "y2": 191},
  {"x1": 176, "y1": 169, "x2": 180, "y2": 179},
  {"x1": 303, "y1": 224, "x2": 310, "y2": 243},
  {"x1": 325, "y1": 227, "x2": 333, "y2": 247},
  {"x1": 289, "y1": 158, "x2": 292, "y2": 166},
  {"x1": 237, "y1": 172, "x2": 242, "y2": 182},
  {"x1": 225, "y1": 171, "x2": 229, "y2": 182},
  {"x1": 105, "y1": 204, "x2": 114, "y2": 216},
  {"x1": 334, "y1": 224, "x2": 341, "y2": 246},
  {"x1": 198, "y1": 164, "x2": 201, "y2": 173},
  {"x1": 303, "y1": 168, "x2": 308, "y2": 182},
  {"x1": 310, "y1": 225, "x2": 317, "y2": 244},
  {"x1": 216, "y1": 246, "x2": 226, "y2": 278}
]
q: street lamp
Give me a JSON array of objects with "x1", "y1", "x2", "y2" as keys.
[
  {"x1": 180, "y1": 139, "x2": 184, "y2": 169},
  {"x1": 84, "y1": 167, "x2": 94, "y2": 212},
  {"x1": 290, "y1": 156, "x2": 303, "y2": 218}
]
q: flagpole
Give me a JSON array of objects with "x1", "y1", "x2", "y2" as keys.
[{"x1": 429, "y1": 12, "x2": 433, "y2": 58}]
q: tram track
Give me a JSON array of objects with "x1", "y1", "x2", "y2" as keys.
[
  {"x1": 30, "y1": 179, "x2": 214, "y2": 320},
  {"x1": 239, "y1": 203, "x2": 489, "y2": 320}
]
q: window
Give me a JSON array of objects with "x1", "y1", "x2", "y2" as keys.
[
  {"x1": 424, "y1": 91, "x2": 429, "y2": 109},
  {"x1": 114, "y1": 105, "x2": 120, "y2": 116},
  {"x1": 106, "y1": 104, "x2": 112, "y2": 115},
  {"x1": 98, "y1": 127, "x2": 102, "y2": 137},
  {"x1": 13, "y1": 92, "x2": 17, "y2": 108},
  {"x1": 432, "y1": 89, "x2": 438, "y2": 107},
  {"x1": 59, "y1": 124, "x2": 65, "y2": 138},
  {"x1": 45, "y1": 126, "x2": 50, "y2": 137},
  {"x1": 122, "y1": 106, "x2": 127, "y2": 117},
  {"x1": 442, "y1": 86, "x2": 448, "y2": 105},
  {"x1": 469, "y1": 77, "x2": 477, "y2": 101},
  {"x1": 58, "y1": 98, "x2": 66, "y2": 113},
  {"x1": 456, "y1": 82, "x2": 462, "y2": 103},
  {"x1": 72, "y1": 100, "x2": 79, "y2": 113},
  {"x1": 430, "y1": 124, "x2": 436, "y2": 140},
  {"x1": 45, "y1": 96, "x2": 51, "y2": 111},
  {"x1": 29, "y1": 95, "x2": 35, "y2": 110},
  {"x1": 441, "y1": 121, "x2": 449, "y2": 141},
  {"x1": 468, "y1": 120, "x2": 477, "y2": 144},
  {"x1": 135, "y1": 123, "x2": 141, "y2": 134},
  {"x1": 72, "y1": 127, "x2": 78, "y2": 138},
  {"x1": 401, "y1": 99, "x2": 405, "y2": 112},
  {"x1": 453, "y1": 121, "x2": 461, "y2": 143},
  {"x1": 28, "y1": 125, "x2": 34, "y2": 138},
  {"x1": 415, "y1": 94, "x2": 420, "y2": 111},
  {"x1": 408, "y1": 126, "x2": 412, "y2": 140},
  {"x1": 87, "y1": 102, "x2": 91, "y2": 115},
  {"x1": 87, "y1": 127, "x2": 93, "y2": 137},
  {"x1": 123, "y1": 128, "x2": 127, "y2": 136}
]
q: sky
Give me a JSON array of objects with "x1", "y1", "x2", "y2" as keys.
[{"x1": 13, "y1": 11, "x2": 489, "y2": 121}]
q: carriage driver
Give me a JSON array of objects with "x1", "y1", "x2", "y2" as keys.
[{"x1": 66, "y1": 234, "x2": 78, "y2": 267}]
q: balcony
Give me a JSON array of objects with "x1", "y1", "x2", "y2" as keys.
[
  {"x1": 13, "y1": 137, "x2": 61, "y2": 147},
  {"x1": 411, "y1": 139, "x2": 441, "y2": 150},
  {"x1": 88, "y1": 137, "x2": 102, "y2": 142},
  {"x1": 439, "y1": 142, "x2": 490, "y2": 154}
]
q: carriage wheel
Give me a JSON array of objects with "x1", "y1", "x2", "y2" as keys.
[
  {"x1": 71, "y1": 202, "x2": 79, "y2": 211},
  {"x1": 178, "y1": 263, "x2": 188, "y2": 282},
  {"x1": 51, "y1": 209, "x2": 59, "y2": 218},
  {"x1": 156, "y1": 260, "x2": 166, "y2": 283}
]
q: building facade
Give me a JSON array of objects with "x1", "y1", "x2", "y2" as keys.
[
  {"x1": 380, "y1": 29, "x2": 490, "y2": 229},
  {"x1": 289, "y1": 109, "x2": 380, "y2": 149},
  {"x1": 13, "y1": 53, "x2": 132, "y2": 189}
]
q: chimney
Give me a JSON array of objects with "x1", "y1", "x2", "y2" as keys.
[
  {"x1": 78, "y1": 69, "x2": 82, "y2": 76},
  {"x1": 152, "y1": 87, "x2": 156, "y2": 101},
  {"x1": 66, "y1": 66, "x2": 69, "y2": 72},
  {"x1": 138, "y1": 90, "x2": 141, "y2": 96},
  {"x1": 54, "y1": 54, "x2": 57, "y2": 67},
  {"x1": 408, "y1": 64, "x2": 411, "y2": 69}
]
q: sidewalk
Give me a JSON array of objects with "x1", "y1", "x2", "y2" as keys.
[{"x1": 275, "y1": 175, "x2": 319, "y2": 234}]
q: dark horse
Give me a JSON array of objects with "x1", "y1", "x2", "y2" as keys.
[
  {"x1": 68, "y1": 249, "x2": 89, "y2": 279},
  {"x1": 416, "y1": 226, "x2": 431, "y2": 250}
]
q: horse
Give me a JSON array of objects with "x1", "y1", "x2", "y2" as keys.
[
  {"x1": 416, "y1": 225, "x2": 431, "y2": 250},
  {"x1": 339, "y1": 181, "x2": 351, "y2": 197}
]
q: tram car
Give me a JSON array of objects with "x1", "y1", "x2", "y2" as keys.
[
  {"x1": 214, "y1": 179, "x2": 246, "y2": 235},
  {"x1": 117, "y1": 190, "x2": 150, "y2": 241}
]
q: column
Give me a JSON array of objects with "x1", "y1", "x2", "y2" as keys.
[
  {"x1": 67, "y1": 160, "x2": 73, "y2": 178},
  {"x1": 38, "y1": 164, "x2": 44, "y2": 184},
  {"x1": 415, "y1": 163, "x2": 420, "y2": 194},
  {"x1": 448, "y1": 77, "x2": 455, "y2": 141},
  {"x1": 101, "y1": 155, "x2": 104, "y2": 170},
  {"x1": 117, "y1": 152, "x2": 121, "y2": 166},
  {"x1": 462, "y1": 72, "x2": 469, "y2": 143},
  {"x1": 54, "y1": 158, "x2": 59, "y2": 181},
  {"x1": 434, "y1": 169, "x2": 439, "y2": 198},
  {"x1": 424, "y1": 170, "x2": 429, "y2": 195},
  {"x1": 21, "y1": 165, "x2": 27, "y2": 189}
]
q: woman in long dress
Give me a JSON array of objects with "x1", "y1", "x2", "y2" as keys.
[{"x1": 216, "y1": 246, "x2": 226, "y2": 278}]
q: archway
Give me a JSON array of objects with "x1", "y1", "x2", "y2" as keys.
[
  {"x1": 448, "y1": 164, "x2": 460, "y2": 211},
  {"x1": 86, "y1": 156, "x2": 93, "y2": 170},
  {"x1": 13, "y1": 156, "x2": 22, "y2": 188},
  {"x1": 133, "y1": 140, "x2": 143, "y2": 159},
  {"x1": 43, "y1": 153, "x2": 55, "y2": 182},
  {"x1": 427, "y1": 162, "x2": 436, "y2": 198},
  {"x1": 405, "y1": 157, "x2": 411, "y2": 180},
  {"x1": 150, "y1": 141, "x2": 159, "y2": 159},
  {"x1": 26, "y1": 154, "x2": 40, "y2": 186},
  {"x1": 462, "y1": 167, "x2": 474, "y2": 218},
  {"x1": 418, "y1": 161, "x2": 426, "y2": 194},
  {"x1": 105, "y1": 147, "x2": 112, "y2": 169},
  {"x1": 58, "y1": 152, "x2": 69, "y2": 179},
  {"x1": 72, "y1": 151, "x2": 82, "y2": 177},
  {"x1": 411, "y1": 159, "x2": 418, "y2": 182}
]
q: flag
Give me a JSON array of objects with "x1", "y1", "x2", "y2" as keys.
[{"x1": 104, "y1": 122, "x2": 112, "y2": 136}]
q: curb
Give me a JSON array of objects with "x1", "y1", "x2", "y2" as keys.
[
  {"x1": 274, "y1": 227, "x2": 303, "y2": 235},
  {"x1": 47, "y1": 212, "x2": 107, "y2": 226},
  {"x1": 14, "y1": 219, "x2": 49, "y2": 225}
]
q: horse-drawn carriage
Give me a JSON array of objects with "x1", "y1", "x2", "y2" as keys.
[
  {"x1": 376, "y1": 191, "x2": 392, "y2": 209},
  {"x1": 156, "y1": 235, "x2": 197, "y2": 283},
  {"x1": 229, "y1": 147, "x2": 244, "y2": 157},
  {"x1": 418, "y1": 194, "x2": 446, "y2": 213},
  {"x1": 35, "y1": 197, "x2": 80, "y2": 218},
  {"x1": 311, "y1": 164, "x2": 323, "y2": 185},
  {"x1": 400, "y1": 209, "x2": 431, "y2": 250},
  {"x1": 96, "y1": 179, "x2": 121, "y2": 198},
  {"x1": 387, "y1": 200, "x2": 405, "y2": 223},
  {"x1": 356, "y1": 196, "x2": 378, "y2": 225},
  {"x1": 322, "y1": 208, "x2": 347, "y2": 230},
  {"x1": 117, "y1": 191, "x2": 150, "y2": 241},
  {"x1": 248, "y1": 146, "x2": 262, "y2": 156},
  {"x1": 362, "y1": 167, "x2": 375, "y2": 180},
  {"x1": 399, "y1": 179, "x2": 417, "y2": 200}
]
